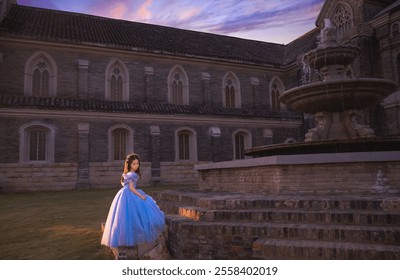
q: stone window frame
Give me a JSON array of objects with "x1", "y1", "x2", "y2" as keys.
[
  {"x1": 105, "y1": 59, "x2": 129, "y2": 102},
  {"x1": 175, "y1": 127, "x2": 198, "y2": 162},
  {"x1": 269, "y1": 76, "x2": 286, "y2": 111},
  {"x1": 107, "y1": 125, "x2": 134, "y2": 162},
  {"x1": 168, "y1": 65, "x2": 189, "y2": 105},
  {"x1": 331, "y1": 2, "x2": 354, "y2": 38},
  {"x1": 232, "y1": 129, "x2": 252, "y2": 160},
  {"x1": 222, "y1": 72, "x2": 241, "y2": 108},
  {"x1": 19, "y1": 121, "x2": 55, "y2": 163},
  {"x1": 24, "y1": 51, "x2": 57, "y2": 97}
]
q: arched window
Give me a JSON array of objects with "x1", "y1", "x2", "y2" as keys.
[
  {"x1": 269, "y1": 77, "x2": 285, "y2": 111},
  {"x1": 105, "y1": 60, "x2": 129, "y2": 101},
  {"x1": 110, "y1": 68, "x2": 123, "y2": 101},
  {"x1": 19, "y1": 122, "x2": 55, "y2": 163},
  {"x1": 225, "y1": 82, "x2": 235, "y2": 108},
  {"x1": 24, "y1": 52, "x2": 57, "y2": 97},
  {"x1": 332, "y1": 4, "x2": 353, "y2": 37},
  {"x1": 175, "y1": 128, "x2": 197, "y2": 161},
  {"x1": 223, "y1": 72, "x2": 241, "y2": 108},
  {"x1": 233, "y1": 130, "x2": 251, "y2": 160},
  {"x1": 168, "y1": 66, "x2": 189, "y2": 105},
  {"x1": 178, "y1": 130, "x2": 190, "y2": 160},
  {"x1": 28, "y1": 127, "x2": 47, "y2": 161},
  {"x1": 108, "y1": 125, "x2": 134, "y2": 161}
]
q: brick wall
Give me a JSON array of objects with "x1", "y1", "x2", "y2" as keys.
[
  {"x1": 160, "y1": 162, "x2": 199, "y2": 185},
  {"x1": 0, "y1": 162, "x2": 78, "y2": 192},
  {"x1": 196, "y1": 155, "x2": 400, "y2": 195},
  {"x1": 0, "y1": 160, "x2": 199, "y2": 191},
  {"x1": 89, "y1": 161, "x2": 152, "y2": 188}
]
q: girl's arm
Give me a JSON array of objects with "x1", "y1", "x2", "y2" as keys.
[{"x1": 129, "y1": 181, "x2": 146, "y2": 200}]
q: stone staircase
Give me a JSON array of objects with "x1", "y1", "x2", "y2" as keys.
[{"x1": 151, "y1": 189, "x2": 400, "y2": 259}]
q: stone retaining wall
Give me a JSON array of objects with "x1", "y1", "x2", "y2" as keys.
[
  {"x1": 89, "y1": 162, "x2": 152, "y2": 188},
  {"x1": 160, "y1": 162, "x2": 199, "y2": 185},
  {"x1": 0, "y1": 162, "x2": 78, "y2": 192},
  {"x1": 0, "y1": 161, "x2": 198, "y2": 191},
  {"x1": 195, "y1": 152, "x2": 400, "y2": 195}
]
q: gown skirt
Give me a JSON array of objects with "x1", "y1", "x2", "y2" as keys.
[{"x1": 101, "y1": 172, "x2": 165, "y2": 248}]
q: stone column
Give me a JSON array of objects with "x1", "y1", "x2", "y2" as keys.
[
  {"x1": 76, "y1": 123, "x2": 90, "y2": 189},
  {"x1": 149, "y1": 126, "x2": 161, "y2": 185},
  {"x1": 78, "y1": 60, "x2": 89, "y2": 99},
  {"x1": 202, "y1": 72, "x2": 211, "y2": 105},
  {"x1": 144, "y1": 66, "x2": 154, "y2": 102}
]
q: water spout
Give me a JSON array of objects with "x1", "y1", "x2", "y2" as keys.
[{"x1": 318, "y1": 18, "x2": 337, "y2": 48}]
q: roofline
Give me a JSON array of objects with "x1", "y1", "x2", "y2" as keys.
[
  {"x1": 14, "y1": 4, "x2": 285, "y2": 47},
  {"x1": 0, "y1": 36, "x2": 286, "y2": 70}
]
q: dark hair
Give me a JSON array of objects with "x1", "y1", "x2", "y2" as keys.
[{"x1": 120, "y1": 153, "x2": 141, "y2": 185}]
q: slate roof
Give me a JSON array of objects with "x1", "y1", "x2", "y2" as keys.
[
  {"x1": 0, "y1": 4, "x2": 288, "y2": 66},
  {"x1": 0, "y1": 95, "x2": 302, "y2": 120},
  {"x1": 284, "y1": 28, "x2": 319, "y2": 65}
]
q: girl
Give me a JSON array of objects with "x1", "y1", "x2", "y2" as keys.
[{"x1": 101, "y1": 153, "x2": 165, "y2": 248}]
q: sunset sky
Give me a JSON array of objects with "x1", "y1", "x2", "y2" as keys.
[{"x1": 17, "y1": 0, "x2": 325, "y2": 44}]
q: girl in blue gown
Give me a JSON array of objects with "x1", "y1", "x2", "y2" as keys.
[{"x1": 101, "y1": 153, "x2": 165, "y2": 248}]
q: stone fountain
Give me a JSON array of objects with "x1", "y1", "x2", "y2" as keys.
[
  {"x1": 195, "y1": 19, "x2": 400, "y2": 196},
  {"x1": 155, "y1": 19, "x2": 400, "y2": 260},
  {"x1": 280, "y1": 19, "x2": 397, "y2": 142}
]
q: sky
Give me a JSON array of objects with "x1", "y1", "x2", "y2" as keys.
[{"x1": 17, "y1": 0, "x2": 325, "y2": 44}]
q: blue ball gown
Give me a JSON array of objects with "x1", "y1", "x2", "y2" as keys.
[{"x1": 101, "y1": 171, "x2": 165, "y2": 248}]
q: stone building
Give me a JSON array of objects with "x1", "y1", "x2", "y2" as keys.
[{"x1": 0, "y1": 0, "x2": 399, "y2": 191}]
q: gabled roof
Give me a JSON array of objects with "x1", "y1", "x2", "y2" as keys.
[{"x1": 0, "y1": 4, "x2": 286, "y2": 66}]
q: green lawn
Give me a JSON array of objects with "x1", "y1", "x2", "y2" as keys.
[{"x1": 0, "y1": 185, "x2": 186, "y2": 260}]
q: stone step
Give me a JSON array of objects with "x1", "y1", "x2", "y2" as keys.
[
  {"x1": 154, "y1": 190, "x2": 400, "y2": 212},
  {"x1": 165, "y1": 215, "x2": 400, "y2": 246},
  {"x1": 252, "y1": 238, "x2": 400, "y2": 260},
  {"x1": 174, "y1": 205, "x2": 400, "y2": 226}
]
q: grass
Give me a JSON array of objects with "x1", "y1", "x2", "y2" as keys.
[{"x1": 0, "y1": 185, "x2": 191, "y2": 260}]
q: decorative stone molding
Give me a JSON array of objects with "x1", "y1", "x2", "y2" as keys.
[{"x1": 209, "y1": 127, "x2": 221, "y2": 137}]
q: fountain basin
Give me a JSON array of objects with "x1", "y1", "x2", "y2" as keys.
[
  {"x1": 280, "y1": 78, "x2": 397, "y2": 114},
  {"x1": 304, "y1": 46, "x2": 359, "y2": 70},
  {"x1": 245, "y1": 137, "x2": 400, "y2": 157}
]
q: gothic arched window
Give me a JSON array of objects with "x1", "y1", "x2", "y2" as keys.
[
  {"x1": 223, "y1": 72, "x2": 241, "y2": 108},
  {"x1": 110, "y1": 67, "x2": 123, "y2": 101},
  {"x1": 24, "y1": 52, "x2": 57, "y2": 97},
  {"x1": 168, "y1": 66, "x2": 189, "y2": 105},
  {"x1": 332, "y1": 4, "x2": 353, "y2": 37},
  {"x1": 225, "y1": 80, "x2": 235, "y2": 108},
  {"x1": 172, "y1": 73, "x2": 184, "y2": 105},
  {"x1": 105, "y1": 60, "x2": 129, "y2": 101}
]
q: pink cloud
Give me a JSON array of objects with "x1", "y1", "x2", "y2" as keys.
[
  {"x1": 179, "y1": 8, "x2": 201, "y2": 21},
  {"x1": 137, "y1": 0, "x2": 153, "y2": 20},
  {"x1": 108, "y1": 2, "x2": 128, "y2": 19}
]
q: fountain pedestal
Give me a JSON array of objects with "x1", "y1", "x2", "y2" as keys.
[{"x1": 305, "y1": 110, "x2": 374, "y2": 142}]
